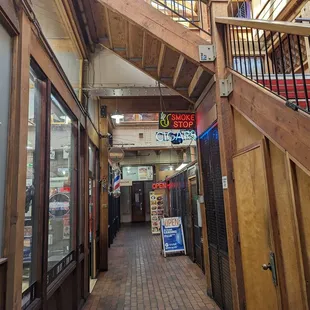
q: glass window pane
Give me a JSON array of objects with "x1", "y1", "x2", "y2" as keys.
[
  {"x1": 0, "y1": 22, "x2": 12, "y2": 256},
  {"x1": 48, "y1": 93, "x2": 74, "y2": 270},
  {"x1": 23, "y1": 68, "x2": 43, "y2": 291}
]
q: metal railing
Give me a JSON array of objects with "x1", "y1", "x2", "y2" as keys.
[
  {"x1": 218, "y1": 18, "x2": 310, "y2": 114},
  {"x1": 149, "y1": 0, "x2": 210, "y2": 35},
  {"x1": 229, "y1": 0, "x2": 252, "y2": 18}
]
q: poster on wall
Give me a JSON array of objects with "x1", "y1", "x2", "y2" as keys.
[
  {"x1": 149, "y1": 191, "x2": 165, "y2": 235},
  {"x1": 122, "y1": 166, "x2": 154, "y2": 181},
  {"x1": 160, "y1": 217, "x2": 186, "y2": 257}
]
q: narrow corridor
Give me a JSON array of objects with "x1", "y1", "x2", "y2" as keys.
[{"x1": 83, "y1": 224, "x2": 219, "y2": 310}]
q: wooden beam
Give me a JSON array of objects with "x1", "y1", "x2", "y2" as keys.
[
  {"x1": 128, "y1": 22, "x2": 144, "y2": 66},
  {"x1": 173, "y1": 55, "x2": 185, "y2": 88},
  {"x1": 104, "y1": 7, "x2": 113, "y2": 49},
  {"x1": 215, "y1": 17, "x2": 310, "y2": 36},
  {"x1": 5, "y1": 11, "x2": 31, "y2": 310},
  {"x1": 101, "y1": 96, "x2": 191, "y2": 113},
  {"x1": 142, "y1": 31, "x2": 147, "y2": 68},
  {"x1": 188, "y1": 67, "x2": 204, "y2": 97},
  {"x1": 99, "y1": 107, "x2": 109, "y2": 271},
  {"x1": 157, "y1": 43, "x2": 166, "y2": 79},
  {"x1": 97, "y1": 0, "x2": 214, "y2": 73},
  {"x1": 212, "y1": 3, "x2": 245, "y2": 310}
]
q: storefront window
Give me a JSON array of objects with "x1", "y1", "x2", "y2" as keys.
[
  {"x1": 0, "y1": 22, "x2": 12, "y2": 256},
  {"x1": 48, "y1": 93, "x2": 74, "y2": 270},
  {"x1": 23, "y1": 68, "x2": 43, "y2": 291}
]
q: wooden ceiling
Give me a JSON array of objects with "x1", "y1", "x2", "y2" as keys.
[{"x1": 80, "y1": 0, "x2": 215, "y2": 104}]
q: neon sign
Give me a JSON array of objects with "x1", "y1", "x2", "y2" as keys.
[
  {"x1": 159, "y1": 112, "x2": 196, "y2": 130},
  {"x1": 155, "y1": 130, "x2": 196, "y2": 143}
]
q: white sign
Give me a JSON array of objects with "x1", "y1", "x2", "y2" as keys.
[
  {"x1": 222, "y1": 176, "x2": 228, "y2": 189},
  {"x1": 120, "y1": 179, "x2": 132, "y2": 187},
  {"x1": 155, "y1": 130, "x2": 196, "y2": 142}
]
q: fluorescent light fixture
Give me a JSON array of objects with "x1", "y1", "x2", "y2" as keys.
[
  {"x1": 169, "y1": 166, "x2": 174, "y2": 171},
  {"x1": 176, "y1": 163, "x2": 187, "y2": 171},
  {"x1": 111, "y1": 110, "x2": 124, "y2": 124},
  {"x1": 27, "y1": 146, "x2": 33, "y2": 150}
]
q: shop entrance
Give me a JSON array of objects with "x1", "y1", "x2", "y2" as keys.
[
  {"x1": 189, "y1": 177, "x2": 204, "y2": 271},
  {"x1": 131, "y1": 181, "x2": 145, "y2": 222}
]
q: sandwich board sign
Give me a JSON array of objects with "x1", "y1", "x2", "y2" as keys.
[{"x1": 160, "y1": 217, "x2": 186, "y2": 257}]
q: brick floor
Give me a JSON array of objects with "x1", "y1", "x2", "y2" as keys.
[{"x1": 83, "y1": 223, "x2": 219, "y2": 310}]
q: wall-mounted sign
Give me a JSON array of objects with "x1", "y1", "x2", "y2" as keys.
[
  {"x1": 159, "y1": 112, "x2": 196, "y2": 130},
  {"x1": 122, "y1": 166, "x2": 153, "y2": 181},
  {"x1": 155, "y1": 130, "x2": 196, "y2": 143},
  {"x1": 120, "y1": 179, "x2": 133, "y2": 187}
]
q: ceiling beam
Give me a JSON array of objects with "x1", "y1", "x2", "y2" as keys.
[
  {"x1": 173, "y1": 55, "x2": 185, "y2": 88},
  {"x1": 101, "y1": 96, "x2": 191, "y2": 113}
]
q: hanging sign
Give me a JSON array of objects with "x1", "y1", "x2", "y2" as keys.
[
  {"x1": 161, "y1": 217, "x2": 186, "y2": 257},
  {"x1": 159, "y1": 112, "x2": 196, "y2": 130},
  {"x1": 108, "y1": 147, "x2": 124, "y2": 164}
]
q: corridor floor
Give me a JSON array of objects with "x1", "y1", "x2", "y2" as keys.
[{"x1": 83, "y1": 223, "x2": 219, "y2": 310}]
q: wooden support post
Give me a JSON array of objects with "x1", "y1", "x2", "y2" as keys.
[
  {"x1": 5, "y1": 10, "x2": 31, "y2": 310},
  {"x1": 210, "y1": 1, "x2": 245, "y2": 309},
  {"x1": 157, "y1": 43, "x2": 166, "y2": 79},
  {"x1": 99, "y1": 103, "x2": 109, "y2": 271}
]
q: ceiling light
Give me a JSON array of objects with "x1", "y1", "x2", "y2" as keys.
[
  {"x1": 169, "y1": 166, "x2": 174, "y2": 171},
  {"x1": 111, "y1": 110, "x2": 124, "y2": 124},
  {"x1": 176, "y1": 163, "x2": 187, "y2": 171}
]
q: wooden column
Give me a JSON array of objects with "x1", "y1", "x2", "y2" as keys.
[
  {"x1": 196, "y1": 140, "x2": 213, "y2": 296},
  {"x1": 4, "y1": 10, "x2": 31, "y2": 310},
  {"x1": 99, "y1": 103, "x2": 109, "y2": 271},
  {"x1": 210, "y1": 1, "x2": 245, "y2": 309}
]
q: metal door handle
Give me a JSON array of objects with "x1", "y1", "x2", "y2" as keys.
[{"x1": 262, "y1": 263, "x2": 272, "y2": 271}]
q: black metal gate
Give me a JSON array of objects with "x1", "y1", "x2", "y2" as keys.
[{"x1": 199, "y1": 125, "x2": 233, "y2": 310}]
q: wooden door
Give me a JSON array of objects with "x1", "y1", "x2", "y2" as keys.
[
  {"x1": 132, "y1": 182, "x2": 145, "y2": 222},
  {"x1": 233, "y1": 144, "x2": 281, "y2": 310}
]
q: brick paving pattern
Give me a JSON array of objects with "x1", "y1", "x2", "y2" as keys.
[{"x1": 83, "y1": 223, "x2": 219, "y2": 310}]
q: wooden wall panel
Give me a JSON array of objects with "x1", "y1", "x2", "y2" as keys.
[
  {"x1": 269, "y1": 143, "x2": 306, "y2": 309},
  {"x1": 295, "y1": 165, "x2": 310, "y2": 305},
  {"x1": 0, "y1": 262, "x2": 6, "y2": 310},
  {"x1": 233, "y1": 109, "x2": 262, "y2": 151}
]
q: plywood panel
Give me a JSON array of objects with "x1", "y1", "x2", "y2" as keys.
[
  {"x1": 160, "y1": 47, "x2": 179, "y2": 81},
  {"x1": 128, "y1": 23, "x2": 143, "y2": 59},
  {"x1": 175, "y1": 59, "x2": 198, "y2": 89},
  {"x1": 233, "y1": 146, "x2": 279, "y2": 310},
  {"x1": 233, "y1": 109, "x2": 262, "y2": 151},
  {"x1": 295, "y1": 165, "x2": 310, "y2": 304},
  {"x1": 142, "y1": 33, "x2": 161, "y2": 71},
  {"x1": 269, "y1": 143, "x2": 306, "y2": 309}
]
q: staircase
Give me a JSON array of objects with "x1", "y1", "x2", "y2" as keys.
[
  {"x1": 216, "y1": 17, "x2": 310, "y2": 172},
  {"x1": 81, "y1": 0, "x2": 214, "y2": 103}
]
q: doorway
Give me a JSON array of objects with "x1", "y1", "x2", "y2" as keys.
[
  {"x1": 131, "y1": 182, "x2": 145, "y2": 222},
  {"x1": 189, "y1": 177, "x2": 204, "y2": 271},
  {"x1": 233, "y1": 143, "x2": 281, "y2": 309}
]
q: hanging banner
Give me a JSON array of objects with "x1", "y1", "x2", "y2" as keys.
[
  {"x1": 159, "y1": 112, "x2": 196, "y2": 130},
  {"x1": 149, "y1": 191, "x2": 165, "y2": 235},
  {"x1": 161, "y1": 217, "x2": 186, "y2": 257}
]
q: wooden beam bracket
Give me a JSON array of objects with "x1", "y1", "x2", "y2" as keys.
[{"x1": 219, "y1": 74, "x2": 233, "y2": 97}]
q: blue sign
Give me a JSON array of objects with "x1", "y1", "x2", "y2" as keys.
[{"x1": 161, "y1": 217, "x2": 186, "y2": 257}]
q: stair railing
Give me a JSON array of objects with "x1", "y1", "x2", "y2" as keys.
[
  {"x1": 216, "y1": 17, "x2": 310, "y2": 114},
  {"x1": 149, "y1": 0, "x2": 211, "y2": 35}
]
